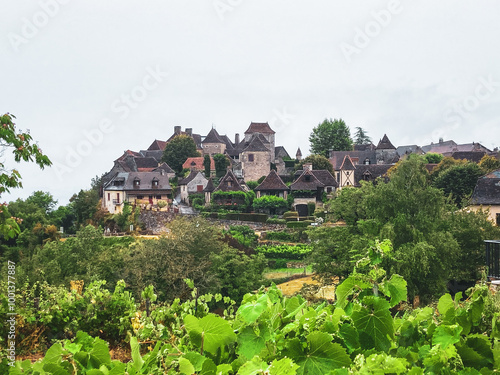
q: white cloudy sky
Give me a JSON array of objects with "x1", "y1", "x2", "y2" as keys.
[{"x1": 1, "y1": 0, "x2": 499, "y2": 205}]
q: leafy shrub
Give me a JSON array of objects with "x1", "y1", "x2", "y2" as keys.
[
  {"x1": 286, "y1": 220, "x2": 313, "y2": 228},
  {"x1": 256, "y1": 244, "x2": 312, "y2": 260},
  {"x1": 225, "y1": 213, "x2": 268, "y2": 223},
  {"x1": 265, "y1": 231, "x2": 296, "y2": 242},
  {"x1": 283, "y1": 211, "x2": 299, "y2": 220},
  {"x1": 265, "y1": 218, "x2": 286, "y2": 225},
  {"x1": 253, "y1": 196, "x2": 289, "y2": 214}
]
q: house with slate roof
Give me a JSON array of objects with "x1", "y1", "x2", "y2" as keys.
[
  {"x1": 178, "y1": 170, "x2": 209, "y2": 204},
  {"x1": 290, "y1": 169, "x2": 325, "y2": 216},
  {"x1": 255, "y1": 170, "x2": 289, "y2": 199},
  {"x1": 240, "y1": 134, "x2": 272, "y2": 182},
  {"x1": 470, "y1": 169, "x2": 500, "y2": 226},
  {"x1": 103, "y1": 171, "x2": 172, "y2": 213}
]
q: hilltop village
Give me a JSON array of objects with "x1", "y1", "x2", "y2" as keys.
[{"x1": 100, "y1": 121, "x2": 500, "y2": 223}]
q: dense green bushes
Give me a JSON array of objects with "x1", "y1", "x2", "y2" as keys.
[{"x1": 256, "y1": 244, "x2": 312, "y2": 260}]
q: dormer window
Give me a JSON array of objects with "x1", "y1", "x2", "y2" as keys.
[
  {"x1": 134, "y1": 178, "x2": 140, "y2": 187},
  {"x1": 305, "y1": 175, "x2": 311, "y2": 182},
  {"x1": 152, "y1": 178, "x2": 159, "y2": 188}
]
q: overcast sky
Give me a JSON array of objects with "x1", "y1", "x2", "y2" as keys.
[{"x1": 1, "y1": 1, "x2": 499, "y2": 205}]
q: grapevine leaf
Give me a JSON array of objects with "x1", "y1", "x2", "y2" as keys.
[
  {"x1": 42, "y1": 363, "x2": 71, "y2": 375},
  {"x1": 129, "y1": 336, "x2": 144, "y2": 372},
  {"x1": 184, "y1": 314, "x2": 236, "y2": 355},
  {"x1": 238, "y1": 356, "x2": 268, "y2": 375},
  {"x1": 268, "y1": 357, "x2": 299, "y2": 375},
  {"x1": 437, "y1": 294, "x2": 455, "y2": 323},
  {"x1": 216, "y1": 363, "x2": 233, "y2": 375},
  {"x1": 183, "y1": 352, "x2": 206, "y2": 371},
  {"x1": 89, "y1": 338, "x2": 111, "y2": 367},
  {"x1": 380, "y1": 274, "x2": 407, "y2": 308},
  {"x1": 362, "y1": 353, "x2": 409, "y2": 374},
  {"x1": 339, "y1": 323, "x2": 360, "y2": 353},
  {"x1": 352, "y1": 297, "x2": 394, "y2": 352},
  {"x1": 86, "y1": 370, "x2": 105, "y2": 375},
  {"x1": 237, "y1": 325, "x2": 268, "y2": 359},
  {"x1": 199, "y1": 358, "x2": 217, "y2": 375},
  {"x1": 179, "y1": 357, "x2": 196, "y2": 375},
  {"x1": 238, "y1": 294, "x2": 269, "y2": 324},
  {"x1": 456, "y1": 335, "x2": 494, "y2": 370},
  {"x1": 284, "y1": 332, "x2": 351, "y2": 374},
  {"x1": 335, "y1": 275, "x2": 372, "y2": 309},
  {"x1": 432, "y1": 324, "x2": 462, "y2": 349},
  {"x1": 44, "y1": 342, "x2": 64, "y2": 364}
]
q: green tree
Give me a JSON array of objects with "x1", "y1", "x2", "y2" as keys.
[
  {"x1": 25, "y1": 191, "x2": 57, "y2": 214},
  {"x1": 424, "y1": 152, "x2": 444, "y2": 164},
  {"x1": 161, "y1": 135, "x2": 200, "y2": 173},
  {"x1": 432, "y1": 162, "x2": 483, "y2": 207},
  {"x1": 213, "y1": 153, "x2": 230, "y2": 178},
  {"x1": 203, "y1": 154, "x2": 211, "y2": 177},
  {"x1": 353, "y1": 127, "x2": 371, "y2": 145},
  {"x1": 0, "y1": 113, "x2": 51, "y2": 239},
  {"x1": 309, "y1": 118, "x2": 352, "y2": 157},
  {"x1": 296, "y1": 154, "x2": 334, "y2": 173},
  {"x1": 479, "y1": 154, "x2": 500, "y2": 174},
  {"x1": 70, "y1": 189, "x2": 100, "y2": 228}
]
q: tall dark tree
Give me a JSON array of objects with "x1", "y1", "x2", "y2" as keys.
[
  {"x1": 161, "y1": 135, "x2": 200, "y2": 173},
  {"x1": 309, "y1": 118, "x2": 352, "y2": 157},
  {"x1": 432, "y1": 162, "x2": 483, "y2": 207},
  {"x1": 213, "y1": 153, "x2": 229, "y2": 178},
  {"x1": 203, "y1": 154, "x2": 211, "y2": 177},
  {"x1": 353, "y1": 127, "x2": 371, "y2": 145}
]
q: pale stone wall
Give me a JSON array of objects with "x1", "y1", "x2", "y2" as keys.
[
  {"x1": 241, "y1": 151, "x2": 271, "y2": 182},
  {"x1": 103, "y1": 189, "x2": 125, "y2": 214},
  {"x1": 202, "y1": 143, "x2": 226, "y2": 156},
  {"x1": 469, "y1": 205, "x2": 500, "y2": 226}
]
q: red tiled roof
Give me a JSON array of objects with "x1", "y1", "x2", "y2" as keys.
[
  {"x1": 244, "y1": 122, "x2": 275, "y2": 134},
  {"x1": 182, "y1": 157, "x2": 215, "y2": 171}
]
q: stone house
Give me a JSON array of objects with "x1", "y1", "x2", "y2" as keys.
[
  {"x1": 178, "y1": 171, "x2": 209, "y2": 204},
  {"x1": 290, "y1": 169, "x2": 325, "y2": 216},
  {"x1": 240, "y1": 134, "x2": 272, "y2": 182},
  {"x1": 254, "y1": 170, "x2": 289, "y2": 199},
  {"x1": 470, "y1": 169, "x2": 500, "y2": 226},
  {"x1": 103, "y1": 171, "x2": 172, "y2": 214}
]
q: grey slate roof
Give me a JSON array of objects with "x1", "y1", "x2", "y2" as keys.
[
  {"x1": 471, "y1": 170, "x2": 500, "y2": 205},
  {"x1": 203, "y1": 179, "x2": 215, "y2": 193},
  {"x1": 242, "y1": 134, "x2": 270, "y2": 152},
  {"x1": 396, "y1": 145, "x2": 424, "y2": 156},
  {"x1": 311, "y1": 170, "x2": 338, "y2": 188},
  {"x1": 290, "y1": 169, "x2": 325, "y2": 191},
  {"x1": 104, "y1": 172, "x2": 172, "y2": 191},
  {"x1": 255, "y1": 170, "x2": 289, "y2": 191},
  {"x1": 340, "y1": 155, "x2": 356, "y2": 170},
  {"x1": 353, "y1": 165, "x2": 392, "y2": 187},
  {"x1": 330, "y1": 151, "x2": 377, "y2": 169},
  {"x1": 203, "y1": 128, "x2": 225, "y2": 144},
  {"x1": 178, "y1": 170, "x2": 199, "y2": 185},
  {"x1": 154, "y1": 162, "x2": 175, "y2": 174},
  {"x1": 215, "y1": 170, "x2": 246, "y2": 192},
  {"x1": 376, "y1": 134, "x2": 396, "y2": 150}
]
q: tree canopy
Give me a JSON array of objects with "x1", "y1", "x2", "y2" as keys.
[
  {"x1": 316, "y1": 156, "x2": 500, "y2": 301},
  {"x1": 353, "y1": 127, "x2": 371, "y2": 145},
  {"x1": 213, "y1": 153, "x2": 230, "y2": 178},
  {"x1": 161, "y1": 135, "x2": 200, "y2": 173},
  {"x1": 295, "y1": 154, "x2": 333, "y2": 173},
  {"x1": 0, "y1": 113, "x2": 52, "y2": 239},
  {"x1": 309, "y1": 118, "x2": 352, "y2": 157}
]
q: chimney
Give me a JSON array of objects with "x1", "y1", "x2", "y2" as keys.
[
  {"x1": 186, "y1": 128, "x2": 193, "y2": 136},
  {"x1": 303, "y1": 163, "x2": 313, "y2": 171},
  {"x1": 235, "y1": 133, "x2": 240, "y2": 145},
  {"x1": 174, "y1": 126, "x2": 181, "y2": 135}
]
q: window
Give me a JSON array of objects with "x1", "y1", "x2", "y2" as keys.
[
  {"x1": 227, "y1": 181, "x2": 232, "y2": 187},
  {"x1": 107, "y1": 193, "x2": 110, "y2": 201},
  {"x1": 137, "y1": 195, "x2": 144, "y2": 199},
  {"x1": 134, "y1": 178, "x2": 140, "y2": 187},
  {"x1": 156, "y1": 195, "x2": 162, "y2": 200},
  {"x1": 197, "y1": 185, "x2": 203, "y2": 192},
  {"x1": 305, "y1": 175, "x2": 311, "y2": 182},
  {"x1": 497, "y1": 213, "x2": 500, "y2": 226},
  {"x1": 152, "y1": 178, "x2": 159, "y2": 188},
  {"x1": 248, "y1": 154, "x2": 254, "y2": 162}
]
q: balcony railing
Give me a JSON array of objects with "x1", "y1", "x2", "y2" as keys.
[{"x1": 112, "y1": 199, "x2": 123, "y2": 205}]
